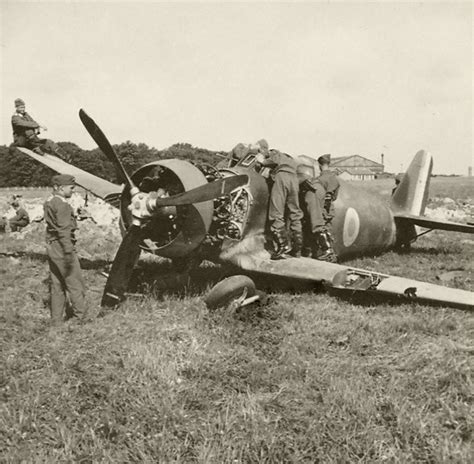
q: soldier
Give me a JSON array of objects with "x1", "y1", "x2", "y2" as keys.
[
  {"x1": 219, "y1": 139, "x2": 269, "y2": 168},
  {"x1": 11, "y1": 98, "x2": 63, "y2": 156},
  {"x1": 316, "y1": 154, "x2": 339, "y2": 262},
  {"x1": 297, "y1": 164, "x2": 327, "y2": 258},
  {"x1": 256, "y1": 149, "x2": 303, "y2": 259},
  {"x1": 9, "y1": 200, "x2": 30, "y2": 232},
  {"x1": 44, "y1": 174, "x2": 86, "y2": 325}
]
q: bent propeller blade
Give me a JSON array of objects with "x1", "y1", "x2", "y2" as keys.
[
  {"x1": 101, "y1": 225, "x2": 142, "y2": 307},
  {"x1": 79, "y1": 109, "x2": 136, "y2": 190},
  {"x1": 153, "y1": 174, "x2": 248, "y2": 208}
]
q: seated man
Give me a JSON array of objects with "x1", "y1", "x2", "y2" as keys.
[
  {"x1": 9, "y1": 200, "x2": 30, "y2": 232},
  {"x1": 11, "y1": 98, "x2": 63, "y2": 156},
  {"x1": 0, "y1": 216, "x2": 7, "y2": 233}
]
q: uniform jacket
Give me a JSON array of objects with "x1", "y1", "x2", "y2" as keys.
[
  {"x1": 11, "y1": 112, "x2": 40, "y2": 143},
  {"x1": 11, "y1": 207, "x2": 30, "y2": 225},
  {"x1": 317, "y1": 170, "x2": 340, "y2": 219},
  {"x1": 44, "y1": 195, "x2": 77, "y2": 254}
]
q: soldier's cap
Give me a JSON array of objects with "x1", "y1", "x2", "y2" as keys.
[
  {"x1": 52, "y1": 174, "x2": 76, "y2": 186},
  {"x1": 318, "y1": 154, "x2": 331, "y2": 165},
  {"x1": 14, "y1": 98, "x2": 25, "y2": 107}
]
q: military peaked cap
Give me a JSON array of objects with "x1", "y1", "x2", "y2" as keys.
[
  {"x1": 52, "y1": 174, "x2": 76, "y2": 186},
  {"x1": 14, "y1": 98, "x2": 25, "y2": 107},
  {"x1": 318, "y1": 154, "x2": 331, "y2": 165}
]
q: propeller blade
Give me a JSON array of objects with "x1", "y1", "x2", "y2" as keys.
[
  {"x1": 152, "y1": 174, "x2": 248, "y2": 208},
  {"x1": 79, "y1": 109, "x2": 136, "y2": 190},
  {"x1": 101, "y1": 225, "x2": 142, "y2": 307}
]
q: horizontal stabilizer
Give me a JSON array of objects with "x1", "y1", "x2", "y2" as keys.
[
  {"x1": 16, "y1": 147, "x2": 122, "y2": 202},
  {"x1": 394, "y1": 213, "x2": 474, "y2": 234}
]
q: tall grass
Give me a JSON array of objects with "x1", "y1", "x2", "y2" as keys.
[{"x1": 1, "y1": 180, "x2": 472, "y2": 462}]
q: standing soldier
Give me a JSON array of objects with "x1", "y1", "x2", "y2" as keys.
[
  {"x1": 256, "y1": 149, "x2": 303, "y2": 259},
  {"x1": 11, "y1": 98, "x2": 63, "y2": 156},
  {"x1": 316, "y1": 154, "x2": 339, "y2": 262},
  {"x1": 44, "y1": 174, "x2": 86, "y2": 325},
  {"x1": 296, "y1": 164, "x2": 327, "y2": 258}
]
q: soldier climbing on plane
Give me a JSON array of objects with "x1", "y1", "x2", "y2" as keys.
[
  {"x1": 314, "y1": 154, "x2": 339, "y2": 262},
  {"x1": 255, "y1": 146, "x2": 304, "y2": 260}
]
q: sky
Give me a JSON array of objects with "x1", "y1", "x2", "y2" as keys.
[{"x1": 1, "y1": 1, "x2": 472, "y2": 175}]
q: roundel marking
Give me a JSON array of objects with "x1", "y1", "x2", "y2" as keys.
[{"x1": 343, "y1": 207, "x2": 360, "y2": 247}]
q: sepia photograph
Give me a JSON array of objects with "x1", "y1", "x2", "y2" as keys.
[{"x1": 1, "y1": 1, "x2": 472, "y2": 462}]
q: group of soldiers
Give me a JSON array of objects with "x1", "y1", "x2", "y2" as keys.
[
  {"x1": 9, "y1": 98, "x2": 339, "y2": 327},
  {"x1": 230, "y1": 140, "x2": 340, "y2": 263}
]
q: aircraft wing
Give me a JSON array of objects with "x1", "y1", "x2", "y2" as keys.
[
  {"x1": 230, "y1": 251, "x2": 473, "y2": 310},
  {"x1": 17, "y1": 147, "x2": 122, "y2": 201},
  {"x1": 394, "y1": 213, "x2": 474, "y2": 234}
]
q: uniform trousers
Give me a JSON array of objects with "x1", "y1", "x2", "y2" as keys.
[
  {"x1": 46, "y1": 240, "x2": 86, "y2": 324},
  {"x1": 268, "y1": 171, "x2": 303, "y2": 234}
]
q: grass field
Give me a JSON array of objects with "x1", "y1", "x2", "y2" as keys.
[{"x1": 0, "y1": 177, "x2": 473, "y2": 463}]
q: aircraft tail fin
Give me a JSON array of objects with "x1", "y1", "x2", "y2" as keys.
[{"x1": 391, "y1": 150, "x2": 433, "y2": 216}]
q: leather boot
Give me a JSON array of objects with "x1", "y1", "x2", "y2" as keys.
[
  {"x1": 290, "y1": 230, "x2": 303, "y2": 257},
  {"x1": 301, "y1": 246, "x2": 312, "y2": 258},
  {"x1": 317, "y1": 231, "x2": 337, "y2": 262},
  {"x1": 271, "y1": 229, "x2": 291, "y2": 260}
]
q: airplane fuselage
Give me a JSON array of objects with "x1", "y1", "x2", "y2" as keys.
[{"x1": 217, "y1": 166, "x2": 399, "y2": 263}]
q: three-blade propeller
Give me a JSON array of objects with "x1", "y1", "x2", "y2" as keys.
[{"x1": 79, "y1": 109, "x2": 248, "y2": 307}]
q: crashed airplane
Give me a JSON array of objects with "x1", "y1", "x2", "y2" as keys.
[{"x1": 16, "y1": 109, "x2": 474, "y2": 310}]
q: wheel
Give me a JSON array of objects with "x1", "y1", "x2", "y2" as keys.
[{"x1": 204, "y1": 275, "x2": 256, "y2": 310}]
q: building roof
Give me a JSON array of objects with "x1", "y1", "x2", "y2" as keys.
[
  {"x1": 331, "y1": 154, "x2": 383, "y2": 168},
  {"x1": 336, "y1": 168, "x2": 376, "y2": 176}
]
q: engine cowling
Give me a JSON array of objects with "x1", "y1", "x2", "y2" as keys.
[{"x1": 120, "y1": 159, "x2": 214, "y2": 258}]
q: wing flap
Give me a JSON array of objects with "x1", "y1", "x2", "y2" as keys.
[
  {"x1": 395, "y1": 213, "x2": 474, "y2": 234},
  {"x1": 17, "y1": 147, "x2": 122, "y2": 201}
]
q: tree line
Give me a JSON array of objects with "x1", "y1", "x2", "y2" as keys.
[{"x1": 0, "y1": 141, "x2": 226, "y2": 187}]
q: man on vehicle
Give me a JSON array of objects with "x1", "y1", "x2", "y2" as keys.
[
  {"x1": 11, "y1": 98, "x2": 63, "y2": 156},
  {"x1": 256, "y1": 148, "x2": 303, "y2": 259},
  {"x1": 297, "y1": 164, "x2": 328, "y2": 259},
  {"x1": 44, "y1": 174, "x2": 86, "y2": 325},
  {"x1": 316, "y1": 154, "x2": 339, "y2": 262}
]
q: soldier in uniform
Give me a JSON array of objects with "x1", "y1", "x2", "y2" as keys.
[
  {"x1": 256, "y1": 149, "x2": 303, "y2": 259},
  {"x1": 44, "y1": 174, "x2": 86, "y2": 325},
  {"x1": 296, "y1": 164, "x2": 327, "y2": 258},
  {"x1": 9, "y1": 200, "x2": 30, "y2": 232},
  {"x1": 11, "y1": 98, "x2": 63, "y2": 156},
  {"x1": 316, "y1": 154, "x2": 339, "y2": 262}
]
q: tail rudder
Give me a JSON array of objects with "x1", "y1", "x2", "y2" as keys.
[{"x1": 391, "y1": 150, "x2": 433, "y2": 215}]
